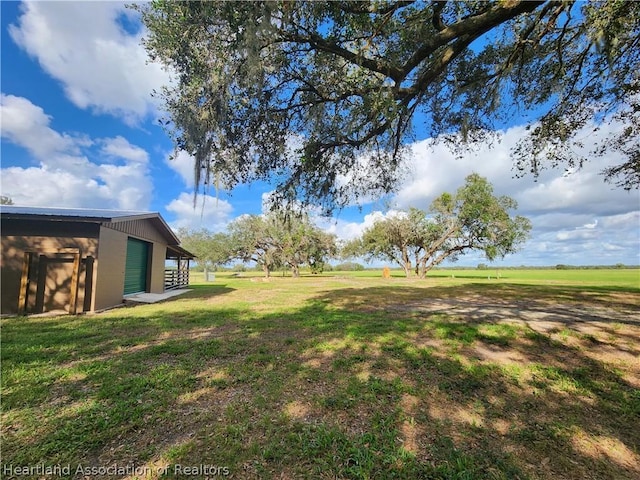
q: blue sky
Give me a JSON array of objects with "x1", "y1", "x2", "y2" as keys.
[{"x1": 1, "y1": 1, "x2": 639, "y2": 267}]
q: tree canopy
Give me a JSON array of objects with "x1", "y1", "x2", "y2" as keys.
[
  {"x1": 177, "y1": 228, "x2": 232, "y2": 273},
  {"x1": 227, "y1": 211, "x2": 337, "y2": 277},
  {"x1": 344, "y1": 174, "x2": 532, "y2": 277},
  {"x1": 138, "y1": 0, "x2": 639, "y2": 211}
]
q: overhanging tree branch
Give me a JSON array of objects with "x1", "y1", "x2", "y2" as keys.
[{"x1": 137, "y1": 0, "x2": 640, "y2": 211}]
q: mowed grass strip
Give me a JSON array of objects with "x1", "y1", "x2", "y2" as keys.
[{"x1": 2, "y1": 270, "x2": 639, "y2": 479}]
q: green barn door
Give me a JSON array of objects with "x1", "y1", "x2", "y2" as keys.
[{"x1": 124, "y1": 238, "x2": 149, "y2": 295}]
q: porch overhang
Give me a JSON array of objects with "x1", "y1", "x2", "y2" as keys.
[{"x1": 166, "y1": 245, "x2": 196, "y2": 260}]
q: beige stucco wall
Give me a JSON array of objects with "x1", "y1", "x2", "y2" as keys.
[
  {"x1": 149, "y1": 242, "x2": 167, "y2": 294},
  {"x1": 96, "y1": 222, "x2": 169, "y2": 308},
  {"x1": 93, "y1": 226, "x2": 129, "y2": 311}
]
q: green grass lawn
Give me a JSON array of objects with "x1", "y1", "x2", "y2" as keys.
[
  {"x1": 211, "y1": 267, "x2": 640, "y2": 287},
  {"x1": 2, "y1": 270, "x2": 639, "y2": 479}
]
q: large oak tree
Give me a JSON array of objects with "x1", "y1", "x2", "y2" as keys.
[
  {"x1": 344, "y1": 174, "x2": 532, "y2": 277},
  {"x1": 138, "y1": 1, "x2": 639, "y2": 211},
  {"x1": 228, "y1": 211, "x2": 337, "y2": 277},
  {"x1": 177, "y1": 228, "x2": 232, "y2": 275}
]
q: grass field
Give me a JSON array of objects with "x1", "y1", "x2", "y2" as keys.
[
  {"x1": 214, "y1": 267, "x2": 640, "y2": 287},
  {"x1": 2, "y1": 270, "x2": 639, "y2": 479}
]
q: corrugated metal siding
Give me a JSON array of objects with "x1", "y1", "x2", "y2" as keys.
[{"x1": 103, "y1": 219, "x2": 166, "y2": 244}]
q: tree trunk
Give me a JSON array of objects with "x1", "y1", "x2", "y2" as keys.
[
  {"x1": 418, "y1": 258, "x2": 428, "y2": 279},
  {"x1": 401, "y1": 246, "x2": 412, "y2": 277},
  {"x1": 262, "y1": 264, "x2": 270, "y2": 278},
  {"x1": 422, "y1": 263, "x2": 435, "y2": 278},
  {"x1": 291, "y1": 264, "x2": 300, "y2": 277}
]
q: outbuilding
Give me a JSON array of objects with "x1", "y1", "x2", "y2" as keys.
[{"x1": 1, "y1": 206, "x2": 195, "y2": 315}]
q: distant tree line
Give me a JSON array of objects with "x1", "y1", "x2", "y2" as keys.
[
  {"x1": 467, "y1": 264, "x2": 636, "y2": 270},
  {"x1": 553, "y1": 263, "x2": 632, "y2": 270}
]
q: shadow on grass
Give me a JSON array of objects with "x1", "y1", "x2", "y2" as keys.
[
  {"x1": 180, "y1": 283, "x2": 236, "y2": 295},
  {"x1": 0, "y1": 285, "x2": 236, "y2": 365},
  {"x1": 321, "y1": 283, "x2": 640, "y2": 323},
  {"x1": 2, "y1": 283, "x2": 639, "y2": 479}
]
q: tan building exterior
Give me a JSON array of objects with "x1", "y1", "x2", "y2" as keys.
[{"x1": 1, "y1": 207, "x2": 194, "y2": 315}]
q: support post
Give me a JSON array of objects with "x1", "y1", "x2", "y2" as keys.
[
  {"x1": 68, "y1": 252, "x2": 81, "y2": 314},
  {"x1": 18, "y1": 252, "x2": 32, "y2": 314}
]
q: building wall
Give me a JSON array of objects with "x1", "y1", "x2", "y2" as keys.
[
  {"x1": 0, "y1": 220, "x2": 99, "y2": 314},
  {"x1": 149, "y1": 242, "x2": 167, "y2": 294},
  {"x1": 93, "y1": 226, "x2": 128, "y2": 311},
  {"x1": 96, "y1": 220, "x2": 170, "y2": 308},
  {"x1": 103, "y1": 219, "x2": 168, "y2": 244},
  {"x1": 2, "y1": 217, "x2": 175, "y2": 315}
]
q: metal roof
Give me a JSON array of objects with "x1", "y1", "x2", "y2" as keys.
[
  {"x1": 0, "y1": 206, "x2": 186, "y2": 248},
  {"x1": 0, "y1": 206, "x2": 153, "y2": 221},
  {"x1": 166, "y1": 244, "x2": 196, "y2": 259}
]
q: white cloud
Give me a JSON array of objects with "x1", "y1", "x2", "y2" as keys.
[
  {"x1": 314, "y1": 210, "x2": 405, "y2": 242},
  {"x1": 259, "y1": 186, "x2": 406, "y2": 242},
  {"x1": 600, "y1": 211, "x2": 640, "y2": 230},
  {"x1": 100, "y1": 136, "x2": 149, "y2": 164},
  {"x1": 165, "y1": 192, "x2": 233, "y2": 232},
  {"x1": 391, "y1": 130, "x2": 523, "y2": 211},
  {"x1": 316, "y1": 217, "x2": 368, "y2": 242},
  {"x1": 8, "y1": 1, "x2": 171, "y2": 124},
  {"x1": 96, "y1": 162, "x2": 152, "y2": 210},
  {"x1": 502, "y1": 208, "x2": 639, "y2": 266},
  {"x1": 555, "y1": 229, "x2": 598, "y2": 241},
  {"x1": 2, "y1": 165, "x2": 104, "y2": 208},
  {"x1": 162, "y1": 120, "x2": 636, "y2": 265},
  {"x1": 393, "y1": 123, "x2": 638, "y2": 218},
  {"x1": 0, "y1": 93, "x2": 79, "y2": 158},
  {"x1": 1, "y1": 95, "x2": 152, "y2": 210},
  {"x1": 165, "y1": 150, "x2": 196, "y2": 188}
]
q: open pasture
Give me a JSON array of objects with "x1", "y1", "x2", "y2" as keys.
[{"x1": 2, "y1": 270, "x2": 639, "y2": 479}]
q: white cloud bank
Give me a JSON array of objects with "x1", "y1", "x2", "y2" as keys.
[
  {"x1": 1, "y1": 94, "x2": 153, "y2": 210},
  {"x1": 321, "y1": 124, "x2": 639, "y2": 266},
  {"x1": 9, "y1": 1, "x2": 171, "y2": 124},
  {"x1": 165, "y1": 150, "x2": 196, "y2": 188},
  {"x1": 165, "y1": 192, "x2": 233, "y2": 232}
]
